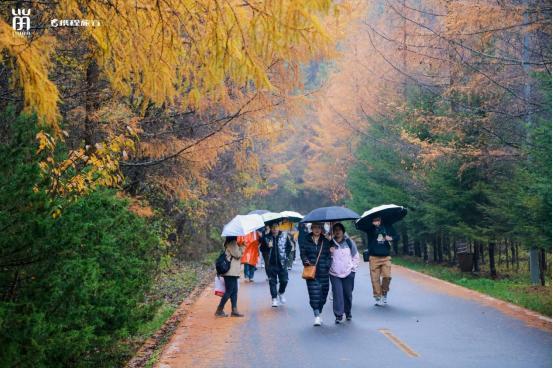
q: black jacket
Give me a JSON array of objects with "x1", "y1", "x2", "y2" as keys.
[
  {"x1": 260, "y1": 231, "x2": 293, "y2": 268},
  {"x1": 366, "y1": 224, "x2": 400, "y2": 257},
  {"x1": 299, "y1": 233, "x2": 332, "y2": 310}
]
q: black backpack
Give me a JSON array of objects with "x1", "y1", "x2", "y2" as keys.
[{"x1": 215, "y1": 250, "x2": 231, "y2": 275}]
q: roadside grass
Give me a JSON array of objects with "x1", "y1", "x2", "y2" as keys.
[
  {"x1": 394, "y1": 256, "x2": 552, "y2": 317},
  {"x1": 125, "y1": 252, "x2": 217, "y2": 366}
]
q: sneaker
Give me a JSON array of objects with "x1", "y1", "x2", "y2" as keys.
[
  {"x1": 287, "y1": 266, "x2": 292, "y2": 270},
  {"x1": 335, "y1": 315, "x2": 344, "y2": 324},
  {"x1": 374, "y1": 296, "x2": 382, "y2": 306},
  {"x1": 272, "y1": 298, "x2": 279, "y2": 307},
  {"x1": 382, "y1": 295, "x2": 388, "y2": 305},
  {"x1": 278, "y1": 293, "x2": 286, "y2": 304},
  {"x1": 346, "y1": 314, "x2": 352, "y2": 321},
  {"x1": 249, "y1": 278, "x2": 254, "y2": 283},
  {"x1": 313, "y1": 316, "x2": 322, "y2": 326}
]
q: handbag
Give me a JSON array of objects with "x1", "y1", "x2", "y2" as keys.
[
  {"x1": 302, "y1": 238, "x2": 323, "y2": 280},
  {"x1": 214, "y1": 276, "x2": 225, "y2": 297}
]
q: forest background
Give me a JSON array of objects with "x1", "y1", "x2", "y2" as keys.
[{"x1": 0, "y1": 0, "x2": 550, "y2": 366}]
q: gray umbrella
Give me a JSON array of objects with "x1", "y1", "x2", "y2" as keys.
[{"x1": 300, "y1": 206, "x2": 360, "y2": 223}]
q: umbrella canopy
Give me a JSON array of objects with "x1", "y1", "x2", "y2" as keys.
[
  {"x1": 221, "y1": 214, "x2": 265, "y2": 237},
  {"x1": 248, "y1": 209, "x2": 270, "y2": 215},
  {"x1": 355, "y1": 204, "x2": 407, "y2": 231},
  {"x1": 300, "y1": 206, "x2": 360, "y2": 223},
  {"x1": 280, "y1": 211, "x2": 303, "y2": 223},
  {"x1": 261, "y1": 212, "x2": 284, "y2": 225}
]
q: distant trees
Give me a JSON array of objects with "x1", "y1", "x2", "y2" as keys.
[{"x1": 304, "y1": 0, "x2": 551, "y2": 283}]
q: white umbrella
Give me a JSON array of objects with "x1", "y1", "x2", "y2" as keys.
[
  {"x1": 261, "y1": 212, "x2": 284, "y2": 224},
  {"x1": 355, "y1": 204, "x2": 407, "y2": 231},
  {"x1": 221, "y1": 214, "x2": 265, "y2": 237},
  {"x1": 280, "y1": 211, "x2": 303, "y2": 222}
]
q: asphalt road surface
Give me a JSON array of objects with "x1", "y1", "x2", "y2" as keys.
[{"x1": 157, "y1": 258, "x2": 551, "y2": 368}]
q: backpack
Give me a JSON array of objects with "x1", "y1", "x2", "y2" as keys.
[{"x1": 215, "y1": 250, "x2": 231, "y2": 275}]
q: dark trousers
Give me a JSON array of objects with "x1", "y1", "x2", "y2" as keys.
[
  {"x1": 218, "y1": 276, "x2": 238, "y2": 309},
  {"x1": 287, "y1": 250, "x2": 296, "y2": 268},
  {"x1": 244, "y1": 264, "x2": 256, "y2": 279},
  {"x1": 330, "y1": 272, "x2": 355, "y2": 317},
  {"x1": 267, "y1": 265, "x2": 288, "y2": 298}
]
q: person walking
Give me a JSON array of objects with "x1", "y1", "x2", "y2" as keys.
[
  {"x1": 365, "y1": 216, "x2": 399, "y2": 306},
  {"x1": 215, "y1": 236, "x2": 245, "y2": 317},
  {"x1": 299, "y1": 222, "x2": 331, "y2": 326},
  {"x1": 240, "y1": 230, "x2": 261, "y2": 282},
  {"x1": 260, "y1": 223, "x2": 293, "y2": 307},
  {"x1": 329, "y1": 223, "x2": 359, "y2": 323}
]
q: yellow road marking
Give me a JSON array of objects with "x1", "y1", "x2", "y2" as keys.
[{"x1": 378, "y1": 328, "x2": 420, "y2": 358}]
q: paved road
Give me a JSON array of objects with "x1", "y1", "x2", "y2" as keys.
[{"x1": 157, "y1": 258, "x2": 551, "y2": 368}]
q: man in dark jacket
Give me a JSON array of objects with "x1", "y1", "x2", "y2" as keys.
[
  {"x1": 260, "y1": 223, "x2": 293, "y2": 307},
  {"x1": 366, "y1": 216, "x2": 399, "y2": 306}
]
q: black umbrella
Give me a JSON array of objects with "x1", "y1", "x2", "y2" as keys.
[
  {"x1": 300, "y1": 206, "x2": 360, "y2": 223},
  {"x1": 355, "y1": 204, "x2": 407, "y2": 231}
]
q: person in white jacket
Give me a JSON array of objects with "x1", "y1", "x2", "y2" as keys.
[{"x1": 329, "y1": 223, "x2": 360, "y2": 324}]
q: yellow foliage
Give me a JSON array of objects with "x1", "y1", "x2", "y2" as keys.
[{"x1": 0, "y1": 21, "x2": 60, "y2": 130}]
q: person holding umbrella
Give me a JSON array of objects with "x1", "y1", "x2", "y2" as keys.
[
  {"x1": 299, "y1": 206, "x2": 360, "y2": 326},
  {"x1": 216, "y1": 214, "x2": 264, "y2": 317},
  {"x1": 260, "y1": 222, "x2": 293, "y2": 307},
  {"x1": 356, "y1": 205, "x2": 407, "y2": 306},
  {"x1": 215, "y1": 236, "x2": 245, "y2": 317},
  {"x1": 299, "y1": 222, "x2": 332, "y2": 326}
]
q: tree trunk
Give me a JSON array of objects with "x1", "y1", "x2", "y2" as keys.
[
  {"x1": 432, "y1": 235, "x2": 438, "y2": 262},
  {"x1": 402, "y1": 230, "x2": 409, "y2": 255},
  {"x1": 510, "y1": 240, "x2": 516, "y2": 269},
  {"x1": 515, "y1": 243, "x2": 520, "y2": 272},
  {"x1": 473, "y1": 242, "x2": 480, "y2": 272},
  {"x1": 453, "y1": 238, "x2": 457, "y2": 263},
  {"x1": 539, "y1": 248, "x2": 546, "y2": 286},
  {"x1": 414, "y1": 239, "x2": 421, "y2": 258},
  {"x1": 423, "y1": 241, "x2": 428, "y2": 262},
  {"x1": 489, "y1": 241, "x2": 497, "y2": 279},
  {"x1": 437, "y1": 233, "x2": 444, "y2": 263},
  {"x1": 84, "y1": 59, "x2": 100, "y2": 147},
  {"x1": 480, "y1": 241, "x2": 485, "y2": 265}
]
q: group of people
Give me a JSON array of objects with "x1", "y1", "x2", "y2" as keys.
[{"x1": 215, "y1": 216, "x2": 399, "y2": 327}]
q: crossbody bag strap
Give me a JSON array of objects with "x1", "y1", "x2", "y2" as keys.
[{"x1": 313, "y1": 237, "x2": 324, "y2": 267}]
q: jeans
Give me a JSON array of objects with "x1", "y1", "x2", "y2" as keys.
[
  {"x1": 330, "y1": 272, "x2": 355, "y2": 317},
  {"x1": 218, "y1": 276, "x2": 239, "y2": 309},
  {"x1": 244, "y1": 264, "x2": 256, "y2": 279},
  {"x1": 267, "y1": 265, "x2": 288, "y2": 298}
]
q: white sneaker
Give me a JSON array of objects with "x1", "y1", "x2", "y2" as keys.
[
  {"x1": 313, "y1": 316, "x2": 322, "y2": 326},
  {"x1": 382, "y1": 295, "x2": 388, "y2": 305},
  {"x1": 278, "y1": 293, "x2": 286, "y2": 304},
  {"x1": 374, "y1": 296, "x2": 382, "y2": 306},
  {"x1": 272, "y1": 298, "x2": 279, "y2": 307}
]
